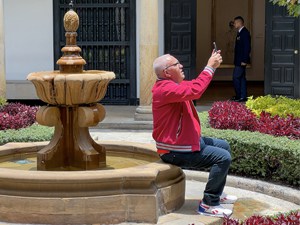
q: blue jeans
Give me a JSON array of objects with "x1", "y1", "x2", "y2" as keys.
[
  {"x1": 160, "y1": 137, "x2": 231, "y2": 206},
  {"x1": 233, "y1": 66, "x2": 247, "y2": 99}
]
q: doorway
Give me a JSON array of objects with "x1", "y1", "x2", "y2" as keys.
[
  {"x1": 164, "y1": 0, "x2": 197, "y2": 80},
  {"x1": 164, "y1": 0, "x2": 265, "y2": 105},
  {"x1": 265, "y1": 1, "x2": 300, "y2": 98}
]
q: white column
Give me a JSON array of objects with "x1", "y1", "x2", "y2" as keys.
[
  {"x1": 0, "y1": 0, "x2": 6, "y2": 98},
  {"x1": 134, "y1": 0, "x2": 159, "y2": 121}
]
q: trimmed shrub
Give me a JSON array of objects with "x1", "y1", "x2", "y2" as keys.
[
  {"x1": 0, "y1": 124, "x2": 53, "y2": 146},
  {"x1": 246, "y1": 95, "x2": 300, "y2": 118},
  {"x1": 209, "y1": 101, "x2": 258, "y2": 131},
  {"x1": 199, "y1": 112, "x2": 300, "y2": 187},
  {"x1": 223, "y1": 210, "x2": 300, "y2": 225},
  {"x1": 209, "y1": 101, "x2": 300, "y2": 140},
  {"x1": 258, "y1": 112, "x2": 300, "y2": 140},
  {"x1": 0, "y1": 96, "x2": 7, "y2": 107},
  {"x1": 0, "y1": 103, "x2": 38, "y2": 130}
]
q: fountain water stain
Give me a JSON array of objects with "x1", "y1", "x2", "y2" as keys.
[
  {"x1": 0, "y1": 3, "x2": 185, "y2": 224},
  {"x1": 232, "y1": 198, "x2": 271, "y2": 220}
]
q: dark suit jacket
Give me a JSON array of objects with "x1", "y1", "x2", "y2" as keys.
[{"x1": 234, "y1": 27, "x2": 251, "y2": 66}]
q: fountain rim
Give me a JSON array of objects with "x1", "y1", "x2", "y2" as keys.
[
  {"x1": 0, "y1": 141, "x2": 184, "y2": 198},
  {"x1": 0, "y1": 141, "x2": 159, "y2": 175}
]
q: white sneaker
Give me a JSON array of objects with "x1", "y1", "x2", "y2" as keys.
[
  {"x1": 198, "y1": 202, "x2": 232, "y2": 217},
  {"x1": 220, "y1": 193, "x2": 238, "y2": 204}
]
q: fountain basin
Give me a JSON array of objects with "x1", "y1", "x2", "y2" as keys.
[
  {"x1": 27, "y1": 70, "x2": 115, "y2": 106},
  {"x1": 0, "y1": 141, "x2": 185, "y2": 224}
]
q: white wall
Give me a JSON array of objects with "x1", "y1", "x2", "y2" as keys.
[{"x1": 4, "y1": 0, "x2": 54, "y2": 81}]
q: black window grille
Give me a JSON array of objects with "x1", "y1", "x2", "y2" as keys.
[{"x1": 53, "y1": 0, "x2": 137, "y2": 105}]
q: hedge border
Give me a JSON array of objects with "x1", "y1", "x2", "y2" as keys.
[
  {"x1": 0, "y1": 124, "x2": 53, "y2": 146},
  {"x1": 199, "y1": 112, "x2": 300, "y2": 188}
]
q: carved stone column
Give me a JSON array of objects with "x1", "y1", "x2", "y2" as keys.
[
  {"x1": 0, "y1": 0, "x2": 6, "y2": 98},
  {"x1": 134, "y1": 0, "x2": 159, "y2": 121}
]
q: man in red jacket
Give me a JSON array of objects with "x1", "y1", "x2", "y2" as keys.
[{"x1": 152, "y1": 52, "x2": 237, "y2": 217}]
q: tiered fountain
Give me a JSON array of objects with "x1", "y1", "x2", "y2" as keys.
[
  {"x1": 0, "y1": 4, "x2": 185, "y2": 224},
  {"x1": 28, "y1": 4, "x2": 112, "y2": 171}
]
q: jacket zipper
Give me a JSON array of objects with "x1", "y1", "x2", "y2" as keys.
[{"x1": 176, "y1": 113, "x2": 183, "y2": 139}]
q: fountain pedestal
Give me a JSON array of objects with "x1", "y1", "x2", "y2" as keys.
[{"x1": 36, "y1": 104, "x2": 106, "y2": 170}]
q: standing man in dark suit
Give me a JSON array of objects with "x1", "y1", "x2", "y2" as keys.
[{"x1": 232, "y1": 16, "x2": 251, "y2": 102}]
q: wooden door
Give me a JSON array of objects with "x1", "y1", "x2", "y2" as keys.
[
  {"x1": 164, "y1": 0, "x2": 197, "y2": 80},
  {"x1": 265, "y1": 2, "x2": 300, "y2": 98}
]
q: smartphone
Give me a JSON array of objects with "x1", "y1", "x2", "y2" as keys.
[{"x1": 213, "y1": 42, "x2": 218, "y2": 53}]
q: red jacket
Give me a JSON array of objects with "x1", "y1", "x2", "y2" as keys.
[{"x1": 152, "y1": 66, "x2": 214, "y2": 154}]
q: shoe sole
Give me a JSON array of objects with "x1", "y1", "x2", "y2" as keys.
[
  {"x1": 220, "y1": 200, "x2": 237, "y2": 204},
  {"x1": 196, "y1": 210, "x2": 232, "y2": 218}
]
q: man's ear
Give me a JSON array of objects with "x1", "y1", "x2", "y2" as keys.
[{"x1": 165, "y1": 71, "x2": 171, "y2": 78}]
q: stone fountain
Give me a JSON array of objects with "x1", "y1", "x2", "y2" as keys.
[
  {"x1": 27, "y1": 5, "x2": 113, "y2": 171},
  {"x1": 0, "y1": 4, "x2": 185, "y2": 224}
]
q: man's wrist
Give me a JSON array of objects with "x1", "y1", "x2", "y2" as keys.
[{"x1": 204, "y1": 66, "x2": 216, "y2": 76}]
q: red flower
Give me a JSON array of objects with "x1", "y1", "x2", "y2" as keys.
[{"x1": 0, "y1": 103, "x2": 38, "y2": 130}]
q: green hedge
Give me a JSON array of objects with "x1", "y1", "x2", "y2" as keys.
[
  {"x1": 199, "y1": 112, "x2": 300, "y2": 188},
  {"x1": 0, "y1": 124, "x2": 53, "y2": 146}
]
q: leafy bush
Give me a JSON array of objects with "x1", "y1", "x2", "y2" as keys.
[
  {"x1": 209, "y1": 101, "x2": 258, "y2": 131},
  {"x1": 0, "y1": 96, "x2": 7, "y2": 107},
  {"x1": 246, "y1": 95, "x2": 300, "y2": 118},
  {"x1": 199, "y1": 112, "x2": 300, "y2": 187},
  {"x1": 270, "y1": 0, "x2": 300, "y2": 17},
  {"x1": 223, "y1": 210, "x2": 300, "y2": 225},
  {"x1": 0, "y1": 124, "x2": 53, "y2": 146},
  {"x1": 209, "y1": 101, "x2": 300, "y2": 140},
  {"x1": 0, "y1": 103, "x2": 38, "y2": 130},
  {"x1": 258, "y1": 112, "x2": 300, "y2": 140}
]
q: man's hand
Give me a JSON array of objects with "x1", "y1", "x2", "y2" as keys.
[
  {"x1": 207, "y1": 50, "x2": 223, "y2": 69},
  {"x1": 241, "y1": 62, "x2": 247, "y2": 66}
]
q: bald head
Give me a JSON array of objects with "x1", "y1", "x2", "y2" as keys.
[
  {"x1": 153, "y1": 54, "x2": 173, "y2": 78},
  {"x1": 153, "y1": 54, "x2": 185, "y2": 83}
]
